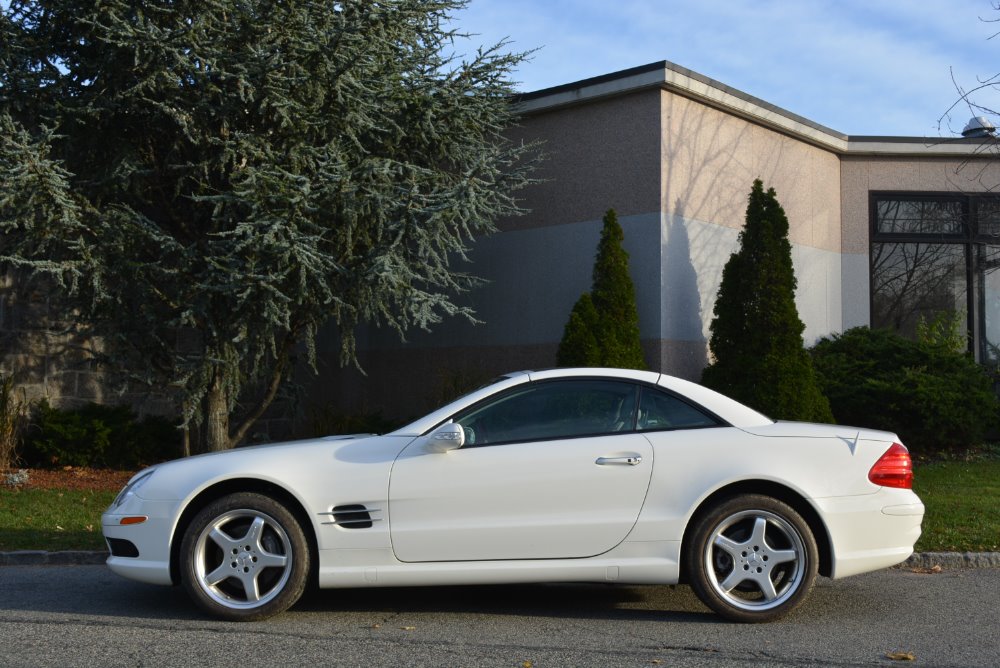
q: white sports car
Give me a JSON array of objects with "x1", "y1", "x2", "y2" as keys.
[{"x1": 102, "y1": 368, "x2": 923, "y2": 623}]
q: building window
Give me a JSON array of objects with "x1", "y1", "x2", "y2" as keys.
[{"x1": 870, "y1": 193, "x2": 1000, "y2": 362}]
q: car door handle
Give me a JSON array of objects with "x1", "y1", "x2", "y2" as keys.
[{"x1": 596, "y1": 456, "x2": 642, "y2": 466}]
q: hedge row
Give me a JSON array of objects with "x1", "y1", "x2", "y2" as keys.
[
  {"x1": 811, "y1": 326, "x2": 998, "y2": 455},
  {"x1": 17, "y1": 400, "x2": 181, "y2": 469}
]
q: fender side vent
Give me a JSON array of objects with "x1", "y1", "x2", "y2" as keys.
[{"x1": 320, "y1": 504, "x2": 380, "y2": 529}]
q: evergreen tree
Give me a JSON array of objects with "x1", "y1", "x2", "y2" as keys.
[
  {"x1": 701, "y1": 180, "x2": 833, "y2": 422},
  {"x1": 556, "y1": 209, "x2": 645, "y2": 369},
  {"x1": 0, "y1": 1, "x2": 537, "y2": 450}
]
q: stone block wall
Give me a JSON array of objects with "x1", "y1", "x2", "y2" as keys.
[{"x1": 0, "y1": 272, "x2": 176, "y2": 416}]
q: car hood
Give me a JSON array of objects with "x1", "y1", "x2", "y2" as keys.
[
  {"x1": 131, "y1": 432, "x2": 411, "y2": 502},
  {"x1": 227, "y1": 432, "x2": 377, "y2": 453},
  {"x1": 740, "y1": 421, "x2": 898, "y2": 444},
  {"x1": 158, "y1": 432, "x2": 377, "y2": 464}
]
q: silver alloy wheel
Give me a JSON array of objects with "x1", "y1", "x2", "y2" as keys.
[
  {"x1": 191, "y1": 508, "x2": 293, "y2": 610},
  {"x1": 703, "y1": 509, "x2": 807, "y2": 612}
]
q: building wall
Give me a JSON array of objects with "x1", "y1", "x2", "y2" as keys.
[
  {"x1": 0, "y1": 275, "x2": 97, "y2": 406},
  {"x1": 839, "y1": 155, "x2": 1000, "y2": 330},
  {"x1": 0, "y1": 273, "x2": 178, "y2": 417},
  {"x1": 659, "y1": 90, "x2": 843, "y2": 357},
  {"x1": 500, "y1": 90, "x2": 663, "y2": 230}
]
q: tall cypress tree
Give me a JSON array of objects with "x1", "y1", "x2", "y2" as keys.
[
  {"x1": 557, "y1": 209, "x2": 646, "y2": 369},
  {"x1": 701, "y1": 180, "x2": 832, "y2": 422}
]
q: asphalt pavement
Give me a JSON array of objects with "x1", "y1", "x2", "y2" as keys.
[{"x1": 1, "y1": 562, "x2": 998, "y2": 666}]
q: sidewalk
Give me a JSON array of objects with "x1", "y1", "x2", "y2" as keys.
[{"x1": 2, "y1": 550, "x2": 999, "y2": 568}]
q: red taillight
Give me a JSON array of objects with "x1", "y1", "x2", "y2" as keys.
[{"x1": 868, "y1": 443, "x2": 913, "y2": 489}]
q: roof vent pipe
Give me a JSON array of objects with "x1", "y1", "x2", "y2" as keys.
[{"x1": 962, "y1": 116, "x2": 996, "y2": 138}]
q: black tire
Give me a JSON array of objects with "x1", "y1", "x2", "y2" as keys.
[
  {"x1": 180, "y1": 492, "x2": 310, "y2": 621},
  {"x1": 685, "y1": 494, "x2": 818, "y2": 623}
]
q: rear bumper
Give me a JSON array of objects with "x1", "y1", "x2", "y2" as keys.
[{"x1": 814, "y1": 488, "x2": 924, "y2": 579}]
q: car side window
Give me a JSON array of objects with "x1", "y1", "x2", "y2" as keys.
[
  {"x1": 637, "y1": 388, "x2": 721, "y2": 431},
  {"x1": 455, "y1": 380, "x2": 638, "y2": 446}
]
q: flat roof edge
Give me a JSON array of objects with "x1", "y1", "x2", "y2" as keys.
[
  {"x1": 846, "y1": 136, "x2": 1000, "y2": 156},
  {"x1": 513, "y1": 60, "x2": 850, "y2": 152}
]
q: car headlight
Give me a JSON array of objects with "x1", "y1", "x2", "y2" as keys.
[{"x1": 111, "y1": 469, "x2": 156, "y2": 509}]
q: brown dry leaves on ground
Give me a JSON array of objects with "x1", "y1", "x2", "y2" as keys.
[
  {"x1": 2, "y1": 467, "x2": 135, "y2": 492},
  {"x1": 886, "y1": 651, "x2": 917, "y2": 661},
  {"x1": 909, "y1": 564, "x2": 943, "y2": 575}
]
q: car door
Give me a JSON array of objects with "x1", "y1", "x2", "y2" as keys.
[{"x1": 388, "y1": 379, "x2": 654, "y2": 562}]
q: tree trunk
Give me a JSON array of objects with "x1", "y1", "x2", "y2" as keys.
[
  {"x1": 181, "y1": 425, "x2": 191, "y2": 458},
  {"x1": 204, "y1": 373, "x2": 231, "y2": 451},
  {"x1": 228, "y1": 336, "x2": 294, "y2": 448}
]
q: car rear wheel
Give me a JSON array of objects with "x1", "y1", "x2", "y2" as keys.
[
  {"x1": 180, "y1": 492, "x2": 310, "y2": 621},
  {"x1": 686, "y1": 494, "x2": 818, "y2": 623}
]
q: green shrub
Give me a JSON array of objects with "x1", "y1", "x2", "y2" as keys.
[
  {"x1": 23, "y1": 400, "x2": 181, "y2": 469},
  {"x1": 811, "y1": 327, "x2": 999, "y2": 453},
  {"x1": 701, "y1": 180, "x2": 832, "y2": 422}
]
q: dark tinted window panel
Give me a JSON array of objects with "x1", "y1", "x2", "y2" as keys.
[
  {"x1": 637, "y1": 389, "x2": 720, "y2": 431},
  {"x1": 456, "y1": 380, "x2": 638, "y2": 446},
  {"x1": 874, "y1": 199, "x2": 964, "y2": 236},
  {"x1": 870, "y1": 242, "x2": 967, "y2": 339},
  {"x1": 977, "y1": 199, "x2": 1000, "y2": 240}
]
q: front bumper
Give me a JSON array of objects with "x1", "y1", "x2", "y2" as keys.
[{"x1": 101, "y1": 497, "x2": 179, "y2": 586}]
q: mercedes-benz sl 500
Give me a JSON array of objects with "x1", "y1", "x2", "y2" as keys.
[{"x1": 102, "y1": 368, "x2": 923, "y2": 623}]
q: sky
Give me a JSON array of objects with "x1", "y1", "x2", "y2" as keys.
[{"x1": 449, "y1": 0, "x2": 1000, "y2": 137}]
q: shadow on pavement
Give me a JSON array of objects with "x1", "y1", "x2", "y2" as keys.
[{"x1": 0, "y1": 564, "x2": 720, "y2": 625}]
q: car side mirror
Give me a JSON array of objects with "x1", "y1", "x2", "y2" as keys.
[{"x1": 426, "y1": 422, "x2": 465, "y2": 453}]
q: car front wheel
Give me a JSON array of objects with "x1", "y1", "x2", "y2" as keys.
[
  {"x1": 685, "y1": 494, "x2": 818, "y2": 623},
  {"x1": 180, "y1": 492, "x2": 310, "y2": 621}
]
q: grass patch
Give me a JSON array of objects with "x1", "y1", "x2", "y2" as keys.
[
  {"x1": 913, "y1": 458, "x2": 1000, "y2": 552},
  {"x1": 0, "y1": 488, "x2": 116, "y2": 552}
]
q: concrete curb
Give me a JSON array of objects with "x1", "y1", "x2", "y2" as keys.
[
  {"x1": 0, "y1": 550, "x2": 109, "y2": 566},
  {"x1": 900, "y1": 551, "x2": 1000, "y2": 569},
  {"x1": 2, "y1": 550, "x2": 1000, "y2": 568}
]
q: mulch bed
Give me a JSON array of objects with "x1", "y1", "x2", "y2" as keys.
[{"x1": 1, "y1": 467, "x2": 135, "y2": 492}]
